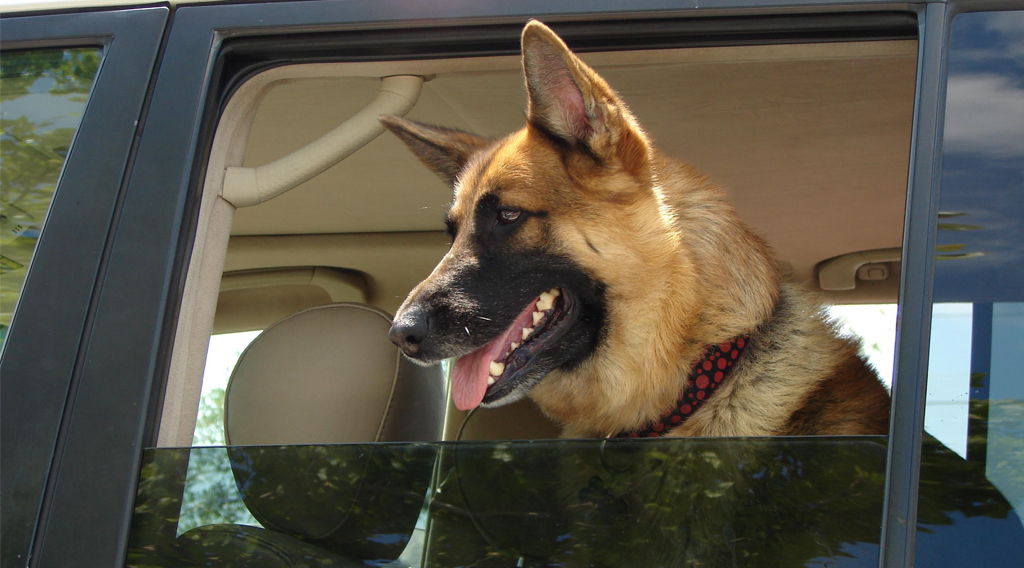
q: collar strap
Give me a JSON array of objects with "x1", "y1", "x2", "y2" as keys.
[{"x1": 617, "y1": 335, "x2": 750, "y2": 438}]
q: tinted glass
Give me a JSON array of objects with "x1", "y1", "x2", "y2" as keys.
[
  {"x1": 0, "y1": 48, "x2": 101, "y2": 349},
  {"x1": 916, "y1": 11, "x2": 1024, "y2": 567},
  {"x1": 127, "y1": 437, "x2": 1024, "y2": 568}
]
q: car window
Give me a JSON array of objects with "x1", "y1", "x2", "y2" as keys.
[
  {"x1": 129, "y1": 434, "x2": 1024, "y2": 567},
  {"x1": 915, "y1": 11, "x2": 1024, "y2": 567},
  {"x1": 194, "y1": 331, "x2": 261, "y2": 446},
  {"x1": 0, "y1": 47, "x2": 101, "y2": 350}
]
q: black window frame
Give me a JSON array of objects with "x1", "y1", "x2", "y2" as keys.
[
  {"x1": 9, "y1": 0, "x2": 1024, "y2": 567},
  {"x1": 0, "y1": 6, "x2": 168, "y2": 568}
]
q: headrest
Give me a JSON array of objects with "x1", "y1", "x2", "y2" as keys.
[{"x1": 224, "y1": 302, "x2": 445, "y2": 445}]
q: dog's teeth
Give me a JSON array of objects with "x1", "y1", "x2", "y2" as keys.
[
  {"x1": 537, "y1": 292, "x2": 554, "y2": 311},
  {"x1": 487, "y1": 376, "x2": 496, "y2": 386},
  {"x1": 489, "y1": 361, "x2": 505, "y2": 376},
  {"x1": 549, "y1": 288, "x2": 560, "y2": 297},
  {"x1": 533, "y1": 311, "x2": 544, "y2": 325},
  {"x1": 511, "y1": 342, "x2": 519, "y2": 350},
  {"x1": 522, "y1": 327, "x2": 533, "y2": 340}
]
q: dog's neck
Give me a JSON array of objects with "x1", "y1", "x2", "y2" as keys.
[{"x1": 614, "y1": 334, "x2": 751, "y2": 438}]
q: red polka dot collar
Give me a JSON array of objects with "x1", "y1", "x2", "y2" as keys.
[{"x1": 616, "y1": 335, "x2": 750, "y2": 438}]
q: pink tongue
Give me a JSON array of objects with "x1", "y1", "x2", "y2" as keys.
[
  {"x1": 451, "y1": 298, "x2": 541, "y2": 411},
  {"x1": 453, "y1": 333, "x2": 513, "y2": 410},
  {"x1": 452, "y1": 349, "x2": 491, "y2": 411}
]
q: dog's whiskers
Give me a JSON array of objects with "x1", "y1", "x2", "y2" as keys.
[{"x1": 465, "y1": 326, "x2": 471, "y2": 336}]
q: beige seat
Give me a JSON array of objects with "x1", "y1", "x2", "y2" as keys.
[
  {"x1": 225, "y1": 302, "x2": 445, "y2": 444},
  {"x1": 179, "y1": 303, "x2": 444, "y2": 565}
]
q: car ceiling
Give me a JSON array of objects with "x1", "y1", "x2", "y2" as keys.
[{"x1": 225, "y1": 39, "x2": 917, "y2": 317}]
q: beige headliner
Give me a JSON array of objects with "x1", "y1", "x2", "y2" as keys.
[{"x1": 230, "y1": 40, "x2": 915, "y2": 316}]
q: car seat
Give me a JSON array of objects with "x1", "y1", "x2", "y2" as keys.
[{"x1": 174, "y1": 303, "x2": 446, "y2": 567}]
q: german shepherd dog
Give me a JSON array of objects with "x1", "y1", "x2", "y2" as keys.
[{"x1": 383, "y1": 21, "x2": 890, "y2": 438}]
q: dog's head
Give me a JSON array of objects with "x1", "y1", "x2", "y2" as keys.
[{"x1": 382, "y1": 21, "x2": 669, "y2": 412}]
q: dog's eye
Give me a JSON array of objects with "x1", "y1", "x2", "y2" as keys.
[{"x1": 497, "y1": 209, "x2": 522, "y2": 225}]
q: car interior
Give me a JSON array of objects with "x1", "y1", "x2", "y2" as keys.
[{"x1": 157, "y1": 38, "x2": 916, "y2": 448}]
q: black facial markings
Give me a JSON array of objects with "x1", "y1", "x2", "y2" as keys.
[
  {"x1": 475, "y1": 192, "x2": 501, "y2": 215},
  {"x1": 481, "y1": 266, "x2": 607, "y2": 405},
  {"x1": 409, "y1": 244, "x2": 607, "y2": 402},
  {"x1": 472, "y1": 193, "x2": 518, "y2": 241},
  {"x1": 558, "y1": 280, "x2": 606, "y2": 371}
]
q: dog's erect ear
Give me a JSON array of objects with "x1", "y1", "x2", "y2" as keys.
[
  {"x1": 380, "y1": 115, "x2": 492, "y2": 186},
  {"x1": 521, "y1": 21, "x2": 608, "y2": 146},
  {"x1": 521, "y1": 21, "x2": 649, "y2": 177}
]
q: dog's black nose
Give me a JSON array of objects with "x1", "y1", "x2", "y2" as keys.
[{"x1": 389, "y1": 305, "x2": 429, "y2": 357}]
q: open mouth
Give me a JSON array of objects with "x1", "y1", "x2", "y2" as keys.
[{"x1": 452, "y1": 287, "x2": 575, "y2": 410}]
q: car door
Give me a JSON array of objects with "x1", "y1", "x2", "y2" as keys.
[
  {"x1": 12, "y1": 1, "x2": 1024, "y2": 567},
  {"x1": 0, "y1": 6, "x2": 167, "y2": 567}
]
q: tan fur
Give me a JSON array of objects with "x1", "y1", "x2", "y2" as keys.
[{"x1": 385, "y1": 20, "x2": 890, "y2": 438}]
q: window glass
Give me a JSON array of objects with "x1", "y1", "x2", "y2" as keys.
[
  {"x1": 129, "y1": 436, "x2": 1023, "y2": 567},
  {"x1": 924, "y1": 302, "x2": 974, "y2": 456},
  {"x1": 916, "y1": 11, "x2": 1024, "y2": 567},
  {"x1": 176, "y1": 331, "x2": 263, "y2": 536},
  {"x1": 0, "y1": 48, "x2": 100, "y2": 350}
]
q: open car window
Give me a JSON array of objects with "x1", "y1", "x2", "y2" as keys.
[{"x1": 177, "y1": 37, "x2": 919, "y2": 445}]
